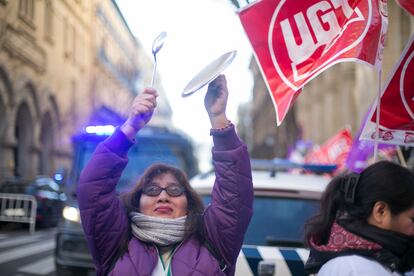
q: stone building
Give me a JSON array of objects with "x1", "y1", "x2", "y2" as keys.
[
  {"x1": 0, "y1": 0, "x2": 171, "y2": 183},
  {"x1": 238, "y1": 59, "x2": 299, "y2": 159},
  {"x1": 238, "y1": 1, "x2": 414, "y2": 159}
]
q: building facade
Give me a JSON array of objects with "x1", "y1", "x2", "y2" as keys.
[
  {"x1": 0, "y1": 0, "x2": 171, "y2": 183},
  {"x1": 237, "y1": 58, "x2": 300, "y2": 159}
]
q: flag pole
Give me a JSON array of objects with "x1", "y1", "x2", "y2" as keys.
[
  {"x1": 373, "y1": 68, "x2": 382, "y2": 162},
  {"x1": 396, "y1": 146, "x2": 407, "y2": 167}
]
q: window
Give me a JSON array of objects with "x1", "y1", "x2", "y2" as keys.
[
  {"x1": 72, "y1": 26, "x2": 76, "y2": 63},
  {"x1": 44, "y1": 0, "x2": 53, "y2": 43},
  {"x1": 63, "y1": 18, "x2": 68, "y2": 56},
  {"x1": 202, "y1": 195, "x2": 319, "y2": 246},
  {"x1": 19, "y1": 0, "x2": 35, "y2": 25},
  {"x1": 70, "y1": 80, "x2": 78, "y2": 123},
  {"x1": 63, "y1": 18, "x2": 72, "y2": 58},
  {"x1": 79, "y1": 140, "x2": 183, "y2": 193},
  {"x1": 77, "y1": 33, "x2": 84, "y2": 69},
  {"x1": 75, "y1": 133, "x2": 196, "y2": 194},
  {"x1": 63, "y1": 22, "x2": 76, "y2": 62}
]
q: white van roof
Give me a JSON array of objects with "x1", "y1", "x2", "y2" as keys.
[{"x1": 190, "y1": 170, "x2": 331, "y2": 200}]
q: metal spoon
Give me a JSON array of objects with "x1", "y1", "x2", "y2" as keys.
[{"x1": 150, "y1": 31, "x2": 167, "y2": 87}]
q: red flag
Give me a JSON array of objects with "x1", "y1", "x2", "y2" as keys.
[
  {"x1": 305, "y1": 128, "x2": 353, "y2": 172},
  {"x1": 396, "y1": 0, "x2": 414, "y2": 16},
  {"x1": 239, "y1": 0, "x2": 388, "y2": 125},
  {"x1": 361, "y1": 33, "x2": 414, "y2": 146}
]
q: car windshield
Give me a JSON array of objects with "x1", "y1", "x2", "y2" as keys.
[
  {"x1": 202, "y1": 195, "x2": 319, "y2": 246},
  {"x1": 79, "y1": 140, "x2": 186, "y2": 193}
]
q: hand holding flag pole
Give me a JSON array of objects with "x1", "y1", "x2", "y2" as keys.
[{"x1": 373, "y1": 68, "x2": 382, "y2": 162}]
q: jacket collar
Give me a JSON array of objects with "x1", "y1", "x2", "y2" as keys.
[
  {"x1": 305, "y1": 219, "x2": 414, "y2": 274},
  {"x1": 338, "y1": 218, "x2": 412, "y2": 258},
  {"x1": 309, "y1": 222, "x2": 382, "y2": 252}
]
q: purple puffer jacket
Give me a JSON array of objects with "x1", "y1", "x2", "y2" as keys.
[{"x1": 77, "y1": 125, "x2": 253, "y2": 276}]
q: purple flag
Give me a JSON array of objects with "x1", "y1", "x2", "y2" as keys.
[{"x1": 346, "y1": 113, "x2": 395, "y2": 173}]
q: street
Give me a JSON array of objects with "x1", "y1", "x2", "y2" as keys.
[{"x1": 0, "y1": 228, "x2": 56, "y2": 276}]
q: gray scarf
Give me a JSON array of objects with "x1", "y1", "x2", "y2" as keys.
[{"x1": 130, "y1": 212, "x2": 187, "y2": 246}]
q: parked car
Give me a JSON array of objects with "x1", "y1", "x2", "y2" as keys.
[
  {"x1": 190, "y1": 159, "x2": 335, "y2": 276},
  {"x1": 0, "y1": 176, "x2": 67, "y2": 227},
  {"x1": 26, "y1": 176, "x2": 67, "y2": 227}
]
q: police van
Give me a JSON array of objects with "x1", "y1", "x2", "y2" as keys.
[
  {"x1": 54, "y1": 124, "x2": 198, "y2": 276},
  {"x1": 190, "y1": 159, "x2": 335, "y2": 276}
]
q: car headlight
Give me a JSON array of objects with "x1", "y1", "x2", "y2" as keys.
[{"x1": 62, "y1": 206, "x2": 80, "y2": 223}]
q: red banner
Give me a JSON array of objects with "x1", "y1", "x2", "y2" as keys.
[
  {"x1": 396, "y1": 0, "x2": 414, "y2": 16},
  {"x1": 361, "y1": 33, "x2": 414, "y2": 146},
  {"x1": 239, "y1": 0, "x2": 388, "y2": 125},
  {"x1": 305, "y1": 128, "x2": 353, "y2": 172}
]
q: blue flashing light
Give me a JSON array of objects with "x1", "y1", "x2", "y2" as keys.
[
  {"x1": 54, "y1": 173, "x2": 63, "y2": 181},
  {"x1": 85, "y1": 125, "x2": 115, "y2": 135}
]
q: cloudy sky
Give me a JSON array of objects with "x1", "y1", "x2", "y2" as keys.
[{"x1": 116, "y1": 0, "x2": 254, "y2": 170}]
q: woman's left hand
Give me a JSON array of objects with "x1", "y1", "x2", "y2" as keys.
[{"x1": 204, "y1": 75, "x2": 229, "y2": 128}]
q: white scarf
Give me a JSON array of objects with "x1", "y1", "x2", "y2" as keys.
[{"x1": 130, "y1": 212, "x2": 187, "y2": 246}]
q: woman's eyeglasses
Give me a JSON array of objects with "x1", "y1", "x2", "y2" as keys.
[{"x1": 142, "y1": 184, "x2": 186, "y2": 197}]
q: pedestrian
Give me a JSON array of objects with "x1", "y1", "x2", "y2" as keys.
[
  {"x1": 77, "y1": 75, "x2": 253, "y2": 276},
  {"x1": 304, "y1": 160, "x2": 414, "y2": 275}
]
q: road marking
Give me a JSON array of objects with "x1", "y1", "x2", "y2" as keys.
[
  {"x1": 18, "y1": 255, "x2": 55, "y2": 275},
  {"x1": 0, "y1": 235, "x2": 42, "y2": 249},
  {"x1": 0, "y1": 240, "x2": 55, "y2": 264}
]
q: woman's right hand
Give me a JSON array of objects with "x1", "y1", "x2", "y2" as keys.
[{"x1": 121, "y1": 87, "x2": 159, "y2": 139}]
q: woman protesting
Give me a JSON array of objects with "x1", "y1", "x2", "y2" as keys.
[{"x1": 77, "y1": 75, "x2": 253, "y2": 275}]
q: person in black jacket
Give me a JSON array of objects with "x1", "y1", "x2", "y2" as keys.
[{"x1": 304, "y1": 161, "x2": 414, "y2": 275}]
